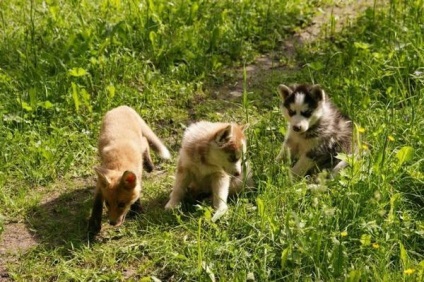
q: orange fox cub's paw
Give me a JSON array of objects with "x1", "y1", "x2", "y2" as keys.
[
  {"x1": 88, "y1": 216, "x2": 101, "y2": 237},
  {"x1": 128, "y1": 200, "x2": 143, "y2": 217}
]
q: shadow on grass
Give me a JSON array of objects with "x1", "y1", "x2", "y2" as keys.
[
  {"x1": 25, "y1": 185, "x2": 94, "y2": 250},
  {"x1": 23, "y1": 181, "x2": 185, "y2": 251},
  {"x1": 22, "y1": 169, "x2": 257, "y2": 254}
]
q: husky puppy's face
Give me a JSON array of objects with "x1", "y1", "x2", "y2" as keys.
[
  {"x1": 278, "y1": 84, "x2": 326, "y2": 133},
  {"x1": 211, "y1": 124, "x2": 246, "y2": 176}
]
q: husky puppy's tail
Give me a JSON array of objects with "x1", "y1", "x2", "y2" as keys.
[{"x1": 137, "y1": 116, "x2": 171, "y2": 160}]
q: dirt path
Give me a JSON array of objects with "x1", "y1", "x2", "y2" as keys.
[
  {"x1": 0, "y1": 1, "x2": 381, "y2": 280},
  {"x1": 221, "y1": 0, "x2": 380, "y2": 99}
]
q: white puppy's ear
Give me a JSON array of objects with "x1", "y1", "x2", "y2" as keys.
[
  {"x1": 310, "y1": 84, "x2": 326, "y2": 102},
  {"x1": 278, "y1": 84, "x2": 293, "y2": 100},
  {"x1": 94, "y1": 167, "x2": 111, "y2": 186},
  {"x1": 215, "y1": 124, "x2": 232, "y2": 146}
]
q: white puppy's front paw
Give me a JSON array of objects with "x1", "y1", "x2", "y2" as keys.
[
  {"x1": 165, "y1": 199, "x2": 180, "y2": 210},
  {"x1": 211, "y1": 204, "x2": 228, "y2": 222}
]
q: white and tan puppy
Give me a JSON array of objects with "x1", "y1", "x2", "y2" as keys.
[
  {"x1": 165, "y1": 121, "x2": 252, "y2": 220},
  {"x1": 88, "y1": 106, "x2": 171, "y2": 235}
]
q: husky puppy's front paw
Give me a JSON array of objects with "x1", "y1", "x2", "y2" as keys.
[
  {"x1": 277, "y1": 146, "x2": 292, "y2": 163},
  {"x1": 276, "y1": 153, "x2": 283, "y2": 161}
]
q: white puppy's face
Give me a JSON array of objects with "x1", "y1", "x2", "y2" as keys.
[
  {"x1": 211, "y1": 125, "x2": 247, "y2": 176},
  {"x1": 219, "y1": 148, "x2": 243, "y2": 176}
]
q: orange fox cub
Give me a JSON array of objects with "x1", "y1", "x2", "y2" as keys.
[{"x1": 88, "y1": 106, "x2": 171, "y2": 235}]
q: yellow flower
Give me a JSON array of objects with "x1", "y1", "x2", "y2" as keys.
[
  {"x1": 340, "y1": 231, "x2": 348, "y2": 237},
  {"x1": 372, "y1": 243, "x2": 379, "y2": 249},
  {"x1": 388, "y1": 135, "x2": 395, "y2": 142},
  {"x1": 404, "y1": 268, "x2": 415, "y2": 275},
  {"x1": 361, "y1": 144, "x2": 369, "y2": 150},
  {"x1": 358, "y1": 127, "x2": 365, "y2": 133}
]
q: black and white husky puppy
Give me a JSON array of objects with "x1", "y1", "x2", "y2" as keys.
[{"x1": 277, "y1": 84, "x2": 352, "y2": 177}]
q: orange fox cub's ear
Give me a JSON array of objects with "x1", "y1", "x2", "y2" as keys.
[
  {"x1": 121, "y1": 171, "x2": 137, "y2": 190},
  {"x1": 94, "y1": 167, "x2": 110, "y2": 186}
]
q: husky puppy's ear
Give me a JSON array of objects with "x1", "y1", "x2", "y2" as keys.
[
  {"x1": 94, "y1": 167, "x2": 111, "y2": 186},
  {"x1": 310, "y1": 85, "x2": 326, "y2": 102},
  {"x1": 278, "y1": 84, "x2": 293, "y2": 100},
  {"x1": 215, "y1": 124, "x2": 233, "y2": 146},
  {"x1": 121, "y1": 171, "x2": 137, "y2": 190}
]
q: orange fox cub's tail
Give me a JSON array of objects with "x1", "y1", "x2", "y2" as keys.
[{"x1": 137, "y1": 115, "x2": 171, "y2": 160}]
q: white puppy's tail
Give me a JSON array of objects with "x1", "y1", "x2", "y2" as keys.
[{"x1": 138, "y1": 117, "x2": 171, "y2": 160}]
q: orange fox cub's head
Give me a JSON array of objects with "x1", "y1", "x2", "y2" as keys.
[{"x1": 94, "y1": 168, "x2": 140, "y2": 226}]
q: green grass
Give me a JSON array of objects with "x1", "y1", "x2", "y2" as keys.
[{"x1": 1, "y1": 0, "x2": 423, "y2": 280}]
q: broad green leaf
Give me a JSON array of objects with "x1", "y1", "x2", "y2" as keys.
[
  {"x1": 281, "y1": 247, "x2": 289, "y2": 270},
  {"x1": 419, "y1": 260, "x2": 424, "y2": 268},
  {"x1": 256, "y1": 197, "x2": 265, "y2": 219},
  {"x1": 347, "y1": 270, "x2": 362, "y2": 282},
  {"x1": 203, "y1": 208, "x2": 212, "y2": 221},
  {"x1": 354, "y1": 42, "x2": 371, "y2": 49},
  {"x1": 68, "y1": 67, "x2": 88, "y2": 77},
  {"x1": 41, "y1": 101, "x2": 53, "y2": 109},
  {"x1": 149, "y1": 31, "x2": 157, "y2": 50},
  {"x1": 80, "y1": 88, "x2": 92, "y2": 113},
  {"x1": 307, "y1": 61, "x2": 324, "y2": 71},
  {"x1": 20, "y1": 101, "x2": 32, "y2": 112},
  {"x1": 399, "y1": 241, "x2": 409, "y2": 267},
  {"x1": 71, "y1": 82, "x2": 80, "y2": 112},
  {"x1": 388, "y1": 193, "x2": 400, "y2": 223},
  {"x1": 106, "y1": 84, "x2": 116, "y2": 99},
  {"x1": 396, "y1": 146, "x2": 414, "y2": 166}
]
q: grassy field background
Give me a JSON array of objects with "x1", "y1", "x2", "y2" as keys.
[{"x1": 0, "y1": 0, "x2": 423, "y2": 280}]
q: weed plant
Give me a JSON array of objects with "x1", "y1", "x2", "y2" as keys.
[{"x1": 0, "y1": 0, "x2": 423, "y2": 281}]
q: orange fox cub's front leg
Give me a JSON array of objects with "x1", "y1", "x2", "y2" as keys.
[{"x1": 88, "y1": 191, "x2": 104, "y2": 235}]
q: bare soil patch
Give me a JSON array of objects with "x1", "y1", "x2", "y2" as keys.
[
  {"x1": 0, "y1": 223, "x2": 37, "y2": 281},
  {"x1": 0, "y1": 177, "x2": 95, "y2": 280}
]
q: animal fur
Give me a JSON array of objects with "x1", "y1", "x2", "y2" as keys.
[
  {"x1": 88, "y1": 105, "x2": 171, "y2": 235},
  {"x1": 277, "y1": 84, "x2": 352, "y2": 177},
  {"x1": 165, "y1": 121, "x2": 252, "y2": 219}
]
